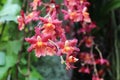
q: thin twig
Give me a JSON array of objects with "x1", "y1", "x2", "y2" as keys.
[
  {"x1": 90, "y1": 46, "x2": 98, "y2": 77},
  {"x1": 95, "y1": 45, "x2": 103, "y2": 59}
]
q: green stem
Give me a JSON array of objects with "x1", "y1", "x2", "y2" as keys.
[
  {"x1": 0, "y1": 22, "x2": 6, "y2": 38},
  {"x1": 111, "y1": 10, "x2": 120, "y2": 80},
  {"x1": 114, "y1": 29, "x2": 120, "y2": 80},
  {"x1": 26, "y1": 53, "x2": 31, "y2": 80},
  {"x1": 16, "y1": 30, "x2": 26, "y2": 80}
]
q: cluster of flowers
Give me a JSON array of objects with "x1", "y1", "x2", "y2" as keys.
[{"x1": 17, "y1": 0, "x2": 109, "y2": 80}]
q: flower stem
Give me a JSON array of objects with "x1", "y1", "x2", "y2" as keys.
[
  {"x1": 90, "y1": 46, "x2": 98, "y2": 77},
  {"x1": 95, "y1": 45, "x2": 103, "y2": 59}
]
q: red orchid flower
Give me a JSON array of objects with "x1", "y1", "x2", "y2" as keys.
[
  {"x1": 95, "y1": 58, "x2": 109, "y2": 65},
  {"x1": 79, "y1": 67, "x2": 90, "y2": 74},
  {"x1": 17, "y1": 10, "x2": 25, "y2": 31},
  {"x1": 42, "y1": 22, "x2": 56, "y2": 36},
  {"x1": 92, "y1": 75, "x2": 104, "y2": 80},
  {"x1": 25, "y1": 36, "x2": 47, "y2": 57},
  {"x1": 65, "y1": 55, "x2": 78, "y2": 70},
  {"x1": 79, "y1": 52, "x2": 93, "y2": 64},
  {"x1": 30, "y1": 0, "x2": 42, "y2": 10},
  {"x1": 78, "y1": 22, "x2": 96, "y2": 34},
  {"x1": 84, "y1": 36, "x2": 94, "y2": 48},
  {"x1": 66, "y1": 55, "x2": 78, "y2": 63},
  {"x1": 62, "y1": 39, "x2": 79, "y2": 55},
  {"x1": 25, "y1": 11, "x2": 40, "y2": 24}
]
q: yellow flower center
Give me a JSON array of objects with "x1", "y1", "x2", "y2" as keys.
[
  {"x1": 70, "y1": 12, "x2": 77, "y2": 17},
  {"x1": 65, "y1": 46, "x2": 71, "y2": 50},
  {"x1": 37, "y1": 41, "x2": 43, "y2": 47},
  {"x1": 47, "y1": 23, "x2": 53, "y2": 27},
  {"x1": 44, "y1": 23, "x2": 55, "y2": 30}
]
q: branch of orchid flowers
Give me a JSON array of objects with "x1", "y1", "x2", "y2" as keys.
[{"x1": 17, "y1": 0, "x2": 110, "y2": 80}]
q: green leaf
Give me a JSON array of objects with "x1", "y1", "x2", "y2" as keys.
[
  {"x1": 101, "y1": 0, "x2": 120, "y2": 14},
  {"x1": 0, "y1": 15, "x2": 17, "y2": 23},
  {"x1": 0, "y1": 52, "x2": 5, "y2": 66},
  {"x1": 7, "y1": 40, "x2": 22, "y2": 54},
  {"x1": 0, "y1": 0, "x2": 21, "y2": 23},
  {"x1": 28, "y1": 67, "x2": 44, "y2": 80},
  {"x1": 20, "y1": 58, "x2": 27, "y2": 65},
  {"x1": 20, "y1": 66, "x2": 44, "y2": 80},
  {"x1": 0, "y1": 42, "x2": 7, "y2": 50},
  {"x1": 0, "y1": 54, "x2": 17, "y2": 79},
  {"x1": 0, "y1": 23, "x2": 10, "y2": 41},
  {"x1": 30, "y1": 70, "x2": 44, "y2": 80},
  {"x1": 0, "y1": 4, "x2": 20, "y2": 16}
]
